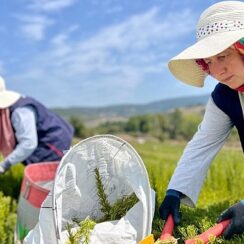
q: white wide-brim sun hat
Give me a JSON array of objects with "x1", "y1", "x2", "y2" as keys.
[
  {"x1": 168, "y1": 1, "x2": 244, "y2": 87},
  {"x1": 0, "y1": 76, "x2": 21, "y2": 109}
]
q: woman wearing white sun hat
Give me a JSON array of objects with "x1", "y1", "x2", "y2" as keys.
[
  {"x1": 0, "y1": 76, "x2": 74, "y2": 174},
  {"x1": 159, "y1": 1, "x2": 244, "y2": 240}
]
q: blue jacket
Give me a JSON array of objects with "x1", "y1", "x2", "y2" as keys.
[
  {"x1": 10, "y1": 97, "x2": 74, "y2": 164},
  {"x1": 212, "y1": 83, "x2": 244, "y2": 151}
]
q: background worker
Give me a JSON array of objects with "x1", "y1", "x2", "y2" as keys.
[
  {"x1": 159, "y1": 1, "x2": 244, "y2": 240},
  {"x1": 0, "y1": 76, "x2": 74, "y2": 174}
]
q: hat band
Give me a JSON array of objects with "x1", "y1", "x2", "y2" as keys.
[{"x1": 197, "y1": 20, "x2": 244, "y2": 40}]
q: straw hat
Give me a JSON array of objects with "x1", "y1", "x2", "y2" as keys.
[
  {"x1": 168, "y1": 1, "x2": 244, "y2": 87},
  {"x1": 0, "y1": 76, "x2": 21, "y2": 109}
]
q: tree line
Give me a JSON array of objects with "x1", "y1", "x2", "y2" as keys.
[{"x1": 69, "y1": 108, "x2": 239, "y2": 142}]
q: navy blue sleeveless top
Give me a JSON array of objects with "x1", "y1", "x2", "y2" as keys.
[
  {"x1": 10, "y1": 97, "x2": 74, "y2": 164},
  {"x1": 211, "y1": 84, "x2": 244, "y2": 152}
]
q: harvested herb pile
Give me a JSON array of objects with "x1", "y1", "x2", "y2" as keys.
[{"x1": 66, "y1": 168, "x2": 138, "y2": 243}]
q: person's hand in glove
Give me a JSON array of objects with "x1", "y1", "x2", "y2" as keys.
[
  {"x1": 0, "y1": 159, "x2": 12, "y2": 174},
  {"x1": 159, "y1": 189, "x2": 181, "y2": 225},
  {"x1": 217, "y1": 200, "x2": 244, "y2": 239}
]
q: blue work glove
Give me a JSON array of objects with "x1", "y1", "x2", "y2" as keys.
[
  {"x1": 217, "y1": 200, "x2": 244, "y2": 239},
  {"x1": 159, "y1": 189, "x2": 181, "y2": 224},
  {"x1": 0, "y1": 159, "x2": 12, "y2": 174}
]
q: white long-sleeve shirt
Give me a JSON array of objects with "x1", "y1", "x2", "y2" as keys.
[
  {"x1": 6, "y1": 106, "x2": 38, "y2": 165},
  {"x1": 167, "y1": 94, "x2": 243, "y2": 207}
]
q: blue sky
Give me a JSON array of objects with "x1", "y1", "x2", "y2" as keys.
[{"x1": 1, "y1": 0, "x2": 222, "y2": 108}]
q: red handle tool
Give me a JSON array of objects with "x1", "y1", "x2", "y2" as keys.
[
  {"x1": 185, "y1": 219, "x2": 230, "y2": 244},
  {"x1": 160, "y1": 214, "x2": 175, "y2": 241}
]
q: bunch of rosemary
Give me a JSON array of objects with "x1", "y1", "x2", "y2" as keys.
[{"x1": 66, "y1": 167, "x2": 138, "y2": 244}]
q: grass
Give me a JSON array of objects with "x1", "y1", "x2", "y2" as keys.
[
  {"x1": 1, "y1": 139, "x2": 242, "y2": 243},
  {"x1": 133, "y1": 140, "x2": 243, "y2": 243}
]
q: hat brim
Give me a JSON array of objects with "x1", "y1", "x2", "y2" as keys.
[
  {"x1": 168, "y1": 29, "x2": 244, "y2": 87},
  {"x1": 0, "y1": 91, "x2": 21, "y2": 109}
]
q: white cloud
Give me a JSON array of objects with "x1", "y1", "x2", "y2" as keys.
[
  {"x1": 11, "y1": 7, "x2": 197, "y2": 106},
  {"x1": 28, "y1": 0, "x2": 78, "y2": 12},
  {"x1": 50, "y1": 25, "x2": 79, "y2": 45},
  {"x1": 47, "y1": 7, "x2": 195, "y2": 77},
  {"x1": 14, "y1": 0, "x2": 78, "y2": 41},
  {"x1": 50, "y1": 25, "x2": 79, "y2": 56},
  {"x1": 17, "y1": 14, "x2": 54, "y2": 41},
  {"x1": 79, "y1": 7, "x2": 194, "y2": 53}
]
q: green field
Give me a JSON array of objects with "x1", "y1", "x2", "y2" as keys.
[
  {"x1": 0, "y1": 140, "x2": 243, "y2": 243},
  {"x1": 134, "y1": 140, "x2": 244, "y2": 244}
]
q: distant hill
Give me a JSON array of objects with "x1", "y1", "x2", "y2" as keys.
[{"x1": 52, "y1": 94, "x2": 210, "y2": 124}]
